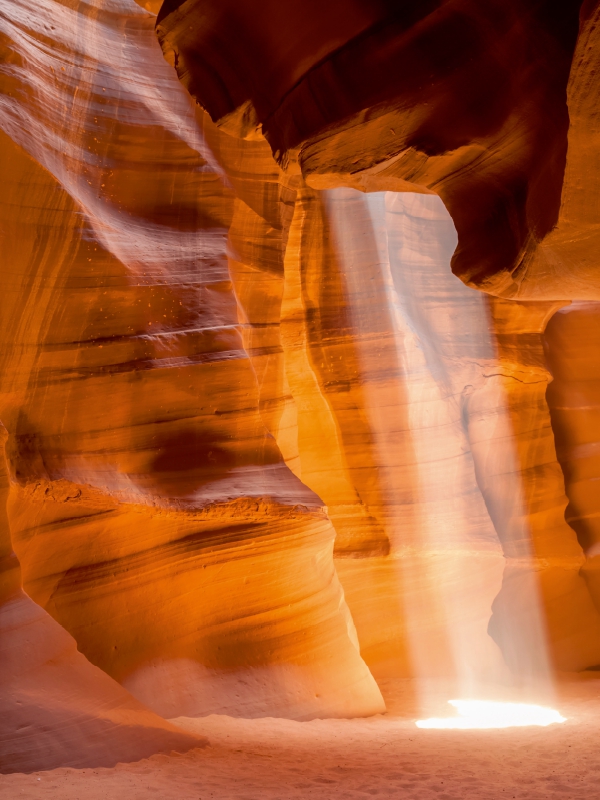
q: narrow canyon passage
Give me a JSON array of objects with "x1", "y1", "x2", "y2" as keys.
[{"x1": 2, "y1": 0, "x2": 600, "y2": 795}]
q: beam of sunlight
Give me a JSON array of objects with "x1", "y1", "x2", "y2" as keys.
[
  {"x1": 323, "y1": 188, "x2": 554, "y2": 708},
  {"x1": 416, "y1": 699, "x2": 566, "y2": 729}
]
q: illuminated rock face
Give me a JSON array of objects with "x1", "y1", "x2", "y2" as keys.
[
  {"x1": 278, "y1": 188, "x2": 600, "y2": 678},
  {"x1": 2, "y1": 0, "x2": 600, "y2": 774},
  {"x1": 0, "y1": 0, "x2": 384, "y2": 736},
  {"x1": 0, "y1": 425, "x2": 205, "y2": 774},
  {"x1": 156, "y1": 0, "x2": 600, "y2": 676}
]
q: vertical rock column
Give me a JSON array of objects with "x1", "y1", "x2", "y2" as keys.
[
  {"x1": 544, "y1": 302, "x2": 600, "y2": 641},
  {"x1": 472, "y1": 299, "x2": 600, "y2": 675}
]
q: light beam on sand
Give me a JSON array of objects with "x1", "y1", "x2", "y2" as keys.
[
  {"x1": 325, "y1": 189, "x2": 554, "y2": 708},
  {"x1": 416, "y1": 700, "x2": 566, "y2": 729}
]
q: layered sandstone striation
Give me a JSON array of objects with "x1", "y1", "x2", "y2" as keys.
[
  {"x1": 0, "y1": 424, "x2": 206, "y2": 774},
  {"x1": 3, "y1": 0, "x2": 600, "y2": 775},
  {"x1": 545, "y1": 303, "x2": 600, "y2": 626},
  {"x1": 0, "y1": 0, "x2": 384, "y2": 738},
  {"x1": 278, "y1": 188, "x2": 600, "y2": 678},
  {"x1": 518, "y1": 2, "x2": 600, "y2": 298}
]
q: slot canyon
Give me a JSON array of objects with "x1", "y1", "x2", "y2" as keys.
[{"x1": 1, "y1": 0, "x2": 600, "y2": 797}]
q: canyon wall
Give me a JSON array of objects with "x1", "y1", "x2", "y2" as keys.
[
  {"x1": 545, "y1": 304, "x2": 600, "y2": 630},
  {"x1": 156, "y1": 0, "x2": 600, "y2": 673},
  {"x1": 156, "y1": 0, "x2": 595, "y2": 297},
  {"x1": 2, "y1": 0, "x2": 600, "y2": 772},
  {"x1": 275, "y1": 187, "x2": 600, "y2": 680},
  {"x1": 0, "y1": 0, "x2": 383, "y2": 736},
  {"x1": 0, "y1": 421, "x2": 206, "y2": 773}
]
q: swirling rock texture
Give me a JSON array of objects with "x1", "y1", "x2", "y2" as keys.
[
  {"x1": 0, "y1": 0, "x2": 384, "y2": 769},
  {"x1": 3, "y1": 0, "x2": 600, "y2": 775},
  {"x1": 156, "y1": 0, "x2": 594, "y2": 297},
  {"x1": 0, "y1": 423, "x2": 206, "y2": 773},
  {"x1": 279, "y1": 187, "x2": 600, "y2": 679},
  {"x1": 156, "y1": 0, "x2": 600, "y2": 673}
]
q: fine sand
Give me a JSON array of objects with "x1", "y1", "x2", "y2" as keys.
[{"x1": 2, "y1": 677, "x2": 600, "y2": 799}]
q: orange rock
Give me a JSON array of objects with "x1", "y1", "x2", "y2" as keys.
[
  {"x1": 545, "y1": 303, "x2": 600, "y2": 627},
  {"x1": 0, "y1": 0, "x2": 384, "y2": 725},
  {"x1": 483, "y1": 298, "x2": 600, "y2": 672},
  {"x1": 4, "y1": 0, "x2": 600, "y2": 772},
  {"x1": 278, "y1": 187, "x2": 600, "y2": 677},
  {"x1": 0, "y1": 425, "x2": 205, "y2": 774},
  {"x1": 156, "y1": 0, "x2": 584, "y2": 294},
  {"x1": 508, "y1": 3, "x2": 600, "y2": 299},
  {"x1": 134, "y1": 0, "x2": 163, "y2": 13},
  {"x1": 156, "y1": 0, "x2": 600, "y2": 679}
]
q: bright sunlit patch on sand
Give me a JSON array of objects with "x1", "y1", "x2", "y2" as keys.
[{"x1": 416, "y1": 700, "x2": 566, "y2": 729}]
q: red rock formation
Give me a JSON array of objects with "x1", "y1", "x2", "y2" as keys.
[
  {"x1": 483, "y1": 298, "x2": 600, "y2": 673},
  {"x1": 278, "y1": 187, "x2": 600, "y2": 677},
  {"x1": 156, "y1": 0, "x2": 600, "y2": 678},
  {"x1": 0, "y1": 0, "x2": 384, "y2": 736},
  {"x1": 545, "y1": 303, "x2": 600, "y2": 623},
  {"x1": 4, "y1": 0, "x2": 600, "y2": 775},
  {"x1": 156, "y1": 0, "x2": 585, "y2": 295},
  {"x1": 513, "y1": 2, "x2": 600, "y2": 299}
]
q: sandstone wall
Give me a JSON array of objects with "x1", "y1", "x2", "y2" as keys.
[
  {"x1": 0, "y1": 422, "x2": 205, "y2": 773},
  {"x1": 545, "y1": 303, "x2": 600, "y2": 639},
  {"x1": 156, "y1": 0, "x2": 600, "y2": 678},
  {"x1": 0, "y1": 0, "x2": 384, "y2": 727},
  {"x1": 2, "y1": 0, "x2": 600, "y2": 773},
  {"x1": 156, "y1": 0, "x2": 589, "y2": 297}
]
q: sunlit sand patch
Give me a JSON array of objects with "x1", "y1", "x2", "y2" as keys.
[{"x1": 416, "y1": 699, "x2": 566, "y2": 729}]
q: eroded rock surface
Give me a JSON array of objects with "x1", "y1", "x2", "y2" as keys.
[
  {"x1": 156, "y1": 0, "x2": 593, "y2": 297},
  {"x1": 545, "y1": 303, "x2": 600, "y2": 623},
  {"x1": 3, "y1": 0, "x2": 600, "y2": 775},
  {"x1": 0, "y1": 0, "x2": 384, "y2": 733},
  {"x1": 0, "y1": 425, "x2": 205, "y2": 774}
]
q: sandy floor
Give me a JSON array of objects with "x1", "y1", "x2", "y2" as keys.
[{"x1": 3, "y1": 677, "x2": 600, "y2": 799}]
